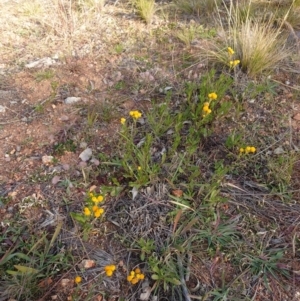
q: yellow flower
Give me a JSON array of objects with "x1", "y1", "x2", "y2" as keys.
[
  {"x1": 127, "y1": 269, "x2": 145, "y2": 284},
  {"x1": 129, "y1": 110, "x2": 142, "y2": 119},
  {"x1": 104, "y1": 265, "x2": 116, "y2": 277},
  {"x1": 137, "y1": 166, "x2": 142, "y2": 171},
  {"x1": 137, "y1": 273, "x2": 145, "y2": 280},
  {"x1": 207, "y1": 109, "x2": 212, "y2": 114},
  {"x1": 230, "y1": 60, "x2": 240, "y2": 68},
  {"x1": 92, "y1": 205, "x2": 98, "y2": 212},
  {"x1": 74, "y1": 276, "x2": 82, "y2": 284},
  {"x1": 245, "y1": 146, "x2": 251, "y2": 154},
  {"x1": 83, "y1": 207, "x2": 91, "y2": 216},
  {"x1": 239, "y1": 148, "x2": 244, "y2": 153},
  {"x1": 94, "y1": 208, "x2": 104, "y2": 218},
  {"x1": 92, "y1": 196, "x2": 98, "y2": 203},
  {"x1": 204, "y1": 102, "x2": 210, "y2": 106},
  {"x1": 203, "y1": 105, "x2": 210, "y2": 112},
  {"x1": 97, "y1": 195, "x2": 104, "y2": 202},
  {"x1": 131, "y1": 277, "x2": 139, "y2": 284},
  {"x1": 208, "y1": 92, "x2": 217, "y2": 100},
  {"x1": 228, "y1": 47, "x2": 234, "y2": 55},
  {"x1": 250, "y1": 146, "x2": 256, "y2": 153},
  {"x1": 120, "y1": 117, "x2": 126, "y2": 124}
]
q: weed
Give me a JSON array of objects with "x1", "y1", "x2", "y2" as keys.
[
  {"x1": 243, "y1": 249, "x2": 290, "y2": 288},
  {"x1": 148, "y1": 255, "x2": 181, "y2": 291},
  {"x1": 133, "y1": 0, "x2": 156, "y2": 24},
  {"x1": 136, "y1": 237, "x2": 155, "y2": 261},
  {"x1": 53, "y1": 139, "x2": 76, "y2": 155},
  {"x1": 87, "y1": 105, "x2": 98, "y2": 127},
  {"x1": 34, "y1": 69, "x2": 55, "y2": 82},
  {"x1": 114, "y1": 80, "x2": 125, "y2": 90},
  {"x1": 114, "y1": 43, "x2": 124, "y2": 54},
  {"x1": 173, "y1": 0, "x2": 221, "y2": 16},
  {"x1": 0, "y1": 222, "x2": 71, "y2": 301},
  {"x1": 70, "y1": 190, "x2": 105, "y2": 240}
]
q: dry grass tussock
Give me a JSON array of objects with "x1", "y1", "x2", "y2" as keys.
[{"x1": 200, "y1": 0, "x2": 293, "y2": 77}]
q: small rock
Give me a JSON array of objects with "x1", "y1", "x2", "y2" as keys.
[
  {"x1": 79, "y1": 148, "x2": 92, "y2": 161},
  {"x1": 42, "y1": 155, "x2": 54, "y2": 165},
  {"x1": 90, "y1": 158, "x2": 100, "y2": 166},
  {"x1": 25, "y1": 57, "x2": 56, "y2": 68},
  {"x1": 80, "y1": 141, "x2": 88, "y2": 149},
  {"x1": 60, "y1": 278, "x2": 72, "y2": 287},
  {"x1": 78, "y1": 259, "x2": 96, "y2": 269},
  {"x1": 59, "y1": 115, "x2": 69, "y2": 121},
  {"x1": 64, "y1": 97, "x2": 81, "y2": 105},
  {"x1": 0, "y1": 105, "x2": 6, "y2": 113},
  {"x1": 62, "y1": 164, "x2": 70, "y2": 170},
  {"x1": 78, "y1": 161, "x2": 87, "y2": 168},
  {"x1": 273, "y1": 146, "x2": 285, "y2": 155},
  {"x1": 16, "y1": 145, "x2": 21, "y2": 151}
]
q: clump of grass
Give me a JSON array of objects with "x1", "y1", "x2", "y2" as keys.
[
  {"x1": 133, "y1": 0, "x2": 156, "y2": 24},
  {"x1": 203, "y1": 0, "x2": 291, "y2": 77},
  {"x1": 173, "y1": 0, "x2": 220, "y2": 16},
  {"x1": 34, "y1": 69, "x2": 55, "y2": 82}
]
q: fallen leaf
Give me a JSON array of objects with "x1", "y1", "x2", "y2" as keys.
[
  {"x1": 293, "y1": 113, "x2": 300, "y2": 121},
  {"x1": 38, "y1": 277, "x2": 53, "y2": 288},
  {"x1": 172, "y1": 189, "x2": 183, "y2": 197},
  {"x1": 52, "y1": 176, "x2": 60, "y2": 185}
]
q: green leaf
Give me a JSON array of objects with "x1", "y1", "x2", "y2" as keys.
[
  {"x1": 14, "y1": 265, "x2": 39, "y2": 274},
  {"x1": 168, "y1": 278, "x2": 181, "y2": 285},
  {"x1": 0, "y1": 252, "x2": 31, "y2": 266},
  {"x1": 70, "y1": 212, "x2": 86, "y2": 223},
  {"x1": 151, "y1": 274, "x2": 159, "y2": 280}
]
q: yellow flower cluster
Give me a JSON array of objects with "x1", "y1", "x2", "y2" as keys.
[
  {"x1": 229, "y1": 60, "x2": 240, "y2": 68},
  {"x1": 228, "y1": 47, "x2": 235, "y2": 55},
  {"x1": 127, "y1": 268, "x2": 145, "y2": 285},
  {"x1": 120, "y1": 117, "x2": 126, "y2": 125},
  {"x1": 239, "y1": 146, "x2": 256, "y2": 154},
  {"x1": 203, "y1": 92, "x2": 218, "y2": 117},
  {"x1": 227, "y1": 47, "x2": 240, "y2": 69},
  {"x1": 129, "y1": 110, "x2": 142, "y2": 119},
  {"x1": 83, "y1": 192, "x2": 105, "y2": 218},
  {"x1": 208, "y1": 92, "x2": 218, "y2": 100},
  {"x1": 74, "y1": 276, "x2": 82, "y2": 284},
  {"x1": 93, "y1": 206, "x2": 104, "y2": 218},
  {"x1": 104, "y1": 265, "x2": 116, "y2": 277}
]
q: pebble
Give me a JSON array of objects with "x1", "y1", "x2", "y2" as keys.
[
  {"x1": 79, "y1": 148, "x2": 92, "y2": 161},
  {"x1": 25, "y1": 57, "x2": 56, "y2": 68},
  {"x1": 42, "y1": 155, "x2": 54, "y2": 165},
  {"x1": 64, "y1": 97, "x2": 81, "y2": 104}
]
